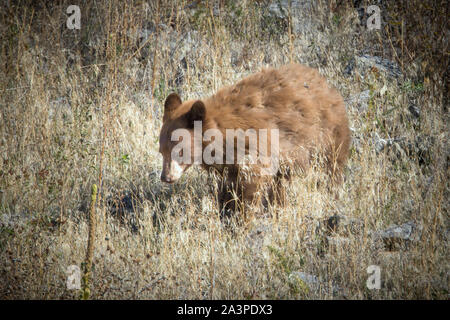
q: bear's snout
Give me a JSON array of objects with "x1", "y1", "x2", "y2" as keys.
[
  {"x1": 160, "y1": 172, "x2": 175, "y2": 183},
  {"x1": 160, "y1": 159, "x2": 184, "y2": 183}
]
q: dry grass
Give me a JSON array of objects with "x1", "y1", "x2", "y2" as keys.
[{"x1": 0, "y1": 0, "x2": 448, "y2": 299}]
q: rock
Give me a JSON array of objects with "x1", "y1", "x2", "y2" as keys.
[
  {"x1": 402, "y1": 199, "x2": 416, "y2": 214},
  {"x1": 408, "y1": 104, "x2": 420, "y2": 118},
  {"x1": 373, "y1": 133, "x2": 390, "y2": 153},
  {"x1": 373, "y1": 132, "x2": 398, "y2": 154},
  {"x1": 371, "y1": 133, "x2": 408, "y2": 159},
  {"x1": 355, "y1": 55, "x2": 402, "y2": 79},
  {"x1": 289, "y1": 271, "x2": 347, "y2": 298},
  {"x1": 323, "y1": 214, "x2": 364, "y2": 235},
  {"x1": 268, "y1": 0, "x2": 310, "y2": 19},
  {"x1": 184, "y1": 1, "x2": 200, "y2": 10},
  {"x1": 371, "y1": 221, "x2": 422, "y2": 251},
  {"x1": 268, "y1": 1, "x2": 288, "y2": 19},
  {"x1": 246, "y1": 221, "x2": 272, "y2": 252},
  {"x1": 135, "y1": 26, "x2": 203, "y2": 76},
  {"x1": 349, "y1": 126, "x2": 366, "y2": 155},
  {"x1": 325, "y1": 236, "x2": 351, "y2": 251},
  {"x1": 1, "y1": 212, "x2": 32, "y2": 228},
  {"x1": 373, "y1": 221, "x2": 418, "y2": 240},
  {"x1": 137, "y1": 27, "x2": 155, "y2": 41},
  {"x1": 345, "y1": 90, "x2": 371, "y2": 113},
  {"x1": 267, "y1": 0, "x2": 314, "y2": 35},
  {"x1": 289, "y1": 271, "x2": 320, "y2": 291},
  {"x1": 344, "y1": 58, "x2": 356, "y2": 76},
  {"x1": 48, "y1": 96, "x2": 73, "y2": 122}
]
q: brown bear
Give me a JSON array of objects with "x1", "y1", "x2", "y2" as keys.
[{"x1": 159, "y1": 63, "x2": 350, "y2": 218}]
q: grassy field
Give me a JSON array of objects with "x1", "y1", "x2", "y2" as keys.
[{"x1": 0, "y1": 0, "x2": 448, "y2": 299}]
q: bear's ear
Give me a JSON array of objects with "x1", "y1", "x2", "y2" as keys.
[
  {"x1": 163, "y1": 93, "x2": 182, "y2": 121},
  {"x1": 185, "y1": 100, "x2": 206, "y2": 128}
]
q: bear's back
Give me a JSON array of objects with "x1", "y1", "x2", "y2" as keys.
[{"x1": 205, "y1": 64, "x2": 349, "y2": 159}]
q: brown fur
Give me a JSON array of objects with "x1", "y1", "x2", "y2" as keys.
[{"x1": 159, "y1": 63, "x2": 351, "y2": 218}]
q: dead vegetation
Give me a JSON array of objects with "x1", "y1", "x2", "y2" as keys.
[{"x1": 0, "y1": 0, "x2": 448, "y2": 299}]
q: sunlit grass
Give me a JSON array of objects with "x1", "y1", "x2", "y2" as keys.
[{"x1": 0, "y1": 0, "x2": 447, "y2": 299}]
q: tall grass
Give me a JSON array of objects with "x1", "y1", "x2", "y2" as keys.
[{"x1": 0, "y1": 0, "x2": 447, "y2": 299}]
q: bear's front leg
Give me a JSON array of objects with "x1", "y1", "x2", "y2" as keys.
[{"x1": 217, "y1": 176, "x2": 262, "y2": 222}]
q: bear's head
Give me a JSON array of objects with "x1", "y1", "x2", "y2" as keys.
[{"x1": 159, "y1": 93, "x2": 207, "y2": 183}]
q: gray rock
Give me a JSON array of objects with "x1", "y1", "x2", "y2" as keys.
[
  {"x1": 323, "y1": 214, "x2": 364, "y2": 235},
  {"x1": 246, "y1": 221, "x2": 273, "y2": 252},
  {"x1": 268, "y1": 0, "x2": 310, "y2": 19},
  {"x1": 325, "y1": 236, "x2": 351, "y2": 250},
  {"x1": 289, "y1": 271, "x2": 320, "y2": 291},
  {"x1": 355, "y1": 55, "x2": 403, "y2": 79},
  {"x1": 408, "y1": 104, "x2": 420, "y2": 118},
  {"x1": 137, "y1": 28, "x2": 155, "y2": 41},
  {"x1": 267, "y1": 0, "x2": 314, "y2": 34},
  {"x1": 371, "y1": 133, "x2": 409, "y2": 159},
  {"x1": 1, "y1": 212, "x2": 34, "y2": 229},
  {"x1": 349, "y1": 127, "x2": 364, "y2": 154},
  {"x1": 373, "y1": 133, "x2": 390, "y2": 153},
  {"x1": 289, "y1": 271, "x2": 347, "y2": 298},
  {"x1": 375, "y1": 222, "x2": 417, "y2": 240},
  {"x1": 344, "y1": 58, "x2": 356, "y2": 76},
  {"x1": 268, "y1": 1, "x2": 288, "y2": 19},
  {"x1": 372, "y1": 132, "x2": 400, "y2": 154},
  {"x1": 345, "y1": 90, "x2": 371, "y2": 113},
  {"x1": 371, "y1": 221, "x2": 422, "y2": 251}
]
